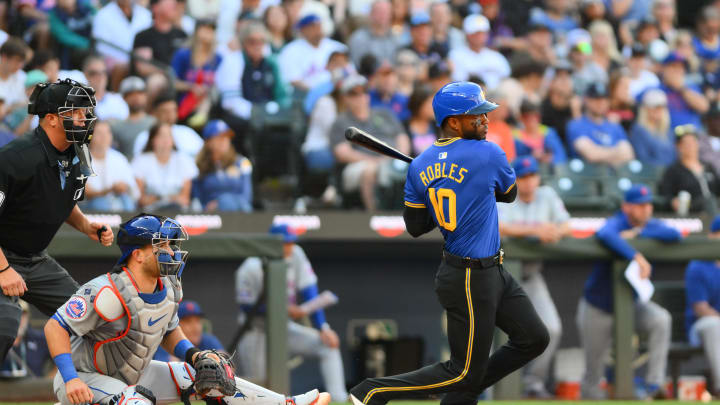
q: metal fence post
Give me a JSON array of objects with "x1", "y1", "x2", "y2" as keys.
[
  {"x1": 612, "y1": 260, "x2": 634, "y2": 399},
  {"x1": 266, "y1": 258, "x2": 289, "y2": 393}
]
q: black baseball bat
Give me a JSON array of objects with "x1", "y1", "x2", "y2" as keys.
[{"x1": 344, "y1": 127, "x2": 413, "y2": 163}]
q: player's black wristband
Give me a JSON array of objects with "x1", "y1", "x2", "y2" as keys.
[
  {"x1": 0, "y1": 264, "x2": 11, "y2": 273},
  {"x1": 186, "y1": 347, "x2": 201, "y2": 366}
]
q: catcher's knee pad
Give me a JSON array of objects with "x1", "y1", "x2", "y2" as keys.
[{"x1": 107, "y1": 385, "x2": 156, "y2": 405}]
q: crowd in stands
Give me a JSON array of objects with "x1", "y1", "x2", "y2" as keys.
[{"x1": 0, "y1": 0, "x2": 719, "y2": 214}]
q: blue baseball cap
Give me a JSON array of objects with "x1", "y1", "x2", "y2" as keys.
[
  {"x1": 410, "y1": 12, "x2": 431, "y2": 26},
  {"x1": 711, "y1": 215, "x2": 720, "y2": 233},
  {"x1": 178, "y1": 300, "x2": 204, "y2": 319},
  {"x1": 296, "y1": 14, "x2": 321, "y2": 29},
  {"x1": 202, "y1": 119, "x2": 233, "y2": 140},
  {"x1": 512, "y1": 156, "x2": 539, "y2": 177},
  {"x1": 269, "y1": 224, "x2": 298, "y2": 243},
  {"x1": 662, "y1": 52, "x2": 688, "y2": 68},
  {"x1": 624, "y1": 184, "x2": 653, "y2": 204}
]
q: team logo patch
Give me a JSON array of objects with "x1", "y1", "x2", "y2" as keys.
[
  {"x1": 439, "y1": 152, "x2": 447, "y2": 160},
  {"x1": 65, "y1": 296, "x2": 87, "y2": 319}
]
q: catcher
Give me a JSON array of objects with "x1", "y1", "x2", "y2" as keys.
[{"x1": 44, "y1": 213, "x2": 332, "y2": 405}]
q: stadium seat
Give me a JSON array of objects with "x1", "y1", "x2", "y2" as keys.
[
  {"x1": 547, "y1": 176, "x2": 609, "y2": 211},
  {"x1": 616, "y1": 160, "x2": 665, "y2": 185},
  {"x1": 652, "y1": 281, "x2": 705, "y2": 399}
]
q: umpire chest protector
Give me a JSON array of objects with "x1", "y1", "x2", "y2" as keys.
[{"x1": 92, "y1": 268, "x2": 182, "y2": 384}]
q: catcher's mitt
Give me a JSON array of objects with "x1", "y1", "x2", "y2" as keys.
[{"x1": 193, "y1": 350, "x2": 237, "y2": 397}]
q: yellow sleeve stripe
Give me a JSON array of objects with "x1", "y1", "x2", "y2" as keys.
[
  {"x1": 404, "y1": 201, "x2": 426, "y2": 208},
  {"x1": 503, "y1": 182, "x2": 516, "y2": 194}
]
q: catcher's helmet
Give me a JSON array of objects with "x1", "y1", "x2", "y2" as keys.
[
  {"x1": 116, "y1": 213, "x2": 189, "y2": 277},
  {"x1": 28, "y1": 78, "x2": 97, "y2": 145},
  {"x1": 432, "y1": 81, "x2": 498, "y2": 127}
]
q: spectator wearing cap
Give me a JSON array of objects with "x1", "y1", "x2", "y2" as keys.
[
  {"x1": 701, "y1": 102, "x2": 720, "y2": 175},
  {"x1": 0, "y1": 38, "x2": 29, "y2": 120},
  {"x1": 498, "y1": 156, "x2": 570, "y2": 398},
  {"x1": 514, "y1": 99, "x2": 567, "y2": 165},
  {"x1": 278, "y1": 14, "x2": 345, "y2": 90},
  {"x1": 111, "y1": 76, "x2": 156, "y2": 158},
  {"x1": 348, "y1": 0, "x2": 400, "y2": 68},
  {"x1": 565, "y1": 82, "x2": 634, "y2": 166},
  {"x1": 541, "y1": 62, "x2": 581, "y2": 144},
  {"x1": 527, "y1": 0, "x2": 578, "y2": 38},
  {"x1": 627, "y1": 44, "x2": 660, "y2": 99},
  {"x1": 48, "y1": 0, "x2": 95, "y2": 69},
  {"x1": 1, "y1": 69, "x2": 46, "y2": 137},
  {"x1": 659, "y1": 124, "x2": 720, "y2": 214},
  {"x1": 153, "y1": 300, "x2": 225, "y2": 361},
  {"x1": 579, "y1": 184, "x2": 680, "y2": 400},
  {"x1": 368, "y1": 63, "x2": 409, "y2": 122},
  {"x1": 92, "y1": 0, "x2": 151, "y2": 65},
  {"x1": 132, "y1": 93, "x2": 203, "y2": 159},
  {"x1": 401, "y1": 12, "x2": 448, "y2": 65},
  {"x1": 192, "y1": 119, "x2": 253, "y2": 212},
  {"x1": 82, "y1": 54, "x2": 129, "y2": 122},
  {"x1": 629, "y1": 88, "x2": 676, "y2": 167},
  {"x1": 429, "y1": 2, "x2": 465, "y2": 52},
  {"x1": 236, "y1": 224, "x2": 347, "y2": 401},
  {"x1": 567, "y1": 28, "x2": 607, "y2": 96},
  {"x1": 449, "y1": 14, "x2": 510, "y2": 90},
  {"x1": 171, "y1": 20, "x2": 222, "y2": 123},
  {"x1": 684, "y1": 215, "x2": 720, "y2": 397},
  {"x1": 83, "y1": 121, "x2": 139, "y2": 212},
  {"x1": 132, "y1": 122, "x2": 199, "y2": 211},
  {"x1": 132, "y1": 0, "x2": 188, "y2": 78},
  {"x1": 329, "y1": 75, "x2": 410, "y2": 210},
  {"x1": 405, "y1": 84, "x2": 438, "y2": 156},
  {"x1": 426, "y1": 59, "x2": 451, "y2": 93},
  {"x1": 660, "y1": 52, "x2": 709, "y2": 129},
  {"x1": 216, "y1": 21, "x2": 288, "y2": 129}
]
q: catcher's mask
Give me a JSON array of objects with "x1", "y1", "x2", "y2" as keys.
[{"x1": 117, "y1": 214, "x2": 189, "y2": 277}]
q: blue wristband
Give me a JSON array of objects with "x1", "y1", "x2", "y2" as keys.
[
  {"x1": 54, "y1": 353, "x2": 79, "y2": 383},
  {"x1": 174, "y1": 339, "x2": 193, "y2": 359}
]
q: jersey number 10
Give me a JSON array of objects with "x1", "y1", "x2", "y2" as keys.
[{"x1": 428, "y1": 188, "x2": 457, "y2": 232}]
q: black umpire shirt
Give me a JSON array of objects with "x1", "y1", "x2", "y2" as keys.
[{"x1": 0, "y1": 126, "x2": 88, "y2": 255}]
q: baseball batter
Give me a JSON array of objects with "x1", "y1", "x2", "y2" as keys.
[
  {"x1": 44, "y1": 213, "x2": 331, "y2": 405},
  {"x1": 350, "y1": 82, "x2": 550, "y2": 405}
]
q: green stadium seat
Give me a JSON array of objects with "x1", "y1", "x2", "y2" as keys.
[{"x1": 547, "y1": 176, "x2": 609, "y2": 210}]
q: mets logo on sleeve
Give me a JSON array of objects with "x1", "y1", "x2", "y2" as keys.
[{"x1": 66, "y1": 296, "x2": 88, "y2": 319}]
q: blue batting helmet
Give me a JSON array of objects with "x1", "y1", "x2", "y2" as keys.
[
  {"x1": 116, "y1": 213, "x2": 189, "y2": 277},
  {"x1": 432, "y1": 81, "x2": 498, "y2": 127}
]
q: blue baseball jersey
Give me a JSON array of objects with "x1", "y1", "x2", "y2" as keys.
[
  {"x1": 404, "y1": 138, "x2": 516, "y2": 258},
  {"x1": 566, "y1": 116, "x2": 629, "y2": 159},
  {"x1": 684, "y1": 260, "x2": 720, "y2": 339}
]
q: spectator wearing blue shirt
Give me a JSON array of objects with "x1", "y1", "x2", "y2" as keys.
[
  {"x1": 684, "y1": 215, "x2": 720, "y2": 396},
  {"x1": 659, "y1": 52, "x2": 709, "y2": 130},
  {"x1": 629, "y1": 88, "x2": 676, "y2": 167},
  {"x1": 368, "y1": 63, "x2": 410, "y2": 123},
  {"x1": 514, "y1": 98, "x2": 567, "y2": 166},
  {"x1": 193, "y1": 120, "x2": 253, "y2": 212},
  {"x1": 528, "y1": 0, "x2": 578, "y2": 39},
  {"x1": 565, "y1": 82, "x2": 635, "y2": 166},
  {"x1": 577, "y1": 184, "x2": 681, "y2": 399},
  {"x1": 153, "y1": 300, "x2": 225, "y2": 361}
]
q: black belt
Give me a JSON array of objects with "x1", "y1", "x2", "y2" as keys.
[{"x1": 442, "y1": 249, "x2": 504, "y2": 269}]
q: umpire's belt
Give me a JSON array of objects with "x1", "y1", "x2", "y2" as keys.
[{"x1": 442, "y1": 249, "x2": 504, "y2": 269}]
